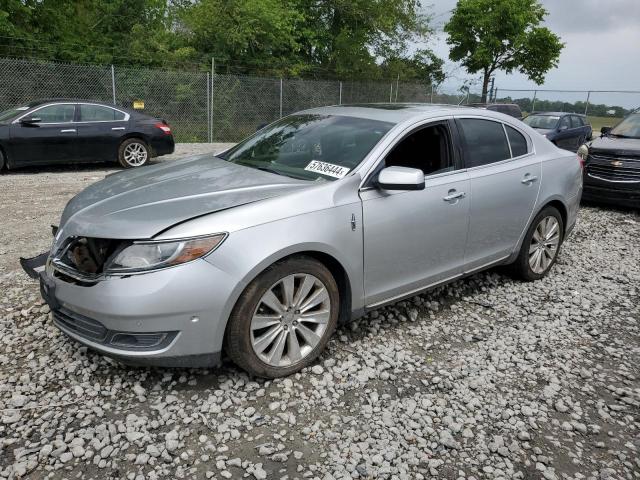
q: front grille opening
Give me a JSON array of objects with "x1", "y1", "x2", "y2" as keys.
[{"x1": 58, "y1": 237, "x2": 123, "y2": 276}]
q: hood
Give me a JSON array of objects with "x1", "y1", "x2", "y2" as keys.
[
  {"x1": 59, "y1": 155, "x2": 311, "y2": 239},
  {"x1": 588, "y1": 136, "x2": 640, "y2": 157}
]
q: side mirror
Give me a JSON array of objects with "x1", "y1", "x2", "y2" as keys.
[
  {"x1": 377, "y1": 166, "x2": 425, "y2": 191},
  {"x1": 600, "y1": 126, "x2": 612, "y2": 135},
  {"x1": 20, "y1": 117, "x2": 41, "y2": 125}
]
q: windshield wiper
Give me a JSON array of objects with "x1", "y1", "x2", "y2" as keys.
[{"x1": 254, "y1": 166, "x2": 285, "y2": 176}]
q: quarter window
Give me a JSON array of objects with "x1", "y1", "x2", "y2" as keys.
[
  {"x1": 457, "y1": 119, "x2": 511, "y2": 167},
  {"x1": 26, "y1": 104, "x2": 75, "y2": 123},
  {"x1": 505, "y1": 126, "x2": 528, "y2": 157},
  {"x1": 79, "y1": 104, "x2": 126, "y2": 121}
]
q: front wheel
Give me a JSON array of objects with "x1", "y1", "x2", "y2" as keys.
[
  {"x1": 224, "y1": 256, "x2": 339, "y2": 378},
  {"x1": 118, "y1": 138, "x2": 150, "y2": 168},
  {"x1": 511, "y1": 206, "x2": 564, "y2": 281}
]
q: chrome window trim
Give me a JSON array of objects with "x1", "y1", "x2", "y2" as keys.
[{"x1": 12, "y1": 102, "x2": 130, "y2": 125}]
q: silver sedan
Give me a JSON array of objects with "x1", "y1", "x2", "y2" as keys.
[{"x1": 30, "y1": 104, "x2": 582, "y2": 377}]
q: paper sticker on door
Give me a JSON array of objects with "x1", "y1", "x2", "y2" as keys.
[{"x1": 304, "y1": 160, "x2": 350, "y2": 179}]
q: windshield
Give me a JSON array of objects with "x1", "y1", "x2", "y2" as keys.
[
  {"x1": 609, "y1": 113, "x2": 640, "y2": 139},
  {"x1": 0, "y1": 106, "x2": 29, "y2": 122},
  {"x1": 523, "y1": 115, "x2": 560, "y2": 129},
  {"x1": 220, "y1": 114, "x2": 393, "y2": 181}
]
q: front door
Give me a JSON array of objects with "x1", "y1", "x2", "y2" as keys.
[
  {"x1": 455, "y1": 118, "x2": 541, "y2": 271},
  {"x1": 9, "y1": 103, "x2": 78, "y2": 166},
  {"x1": 361, "y1": 120, "x2": 470, "y2": 307}
]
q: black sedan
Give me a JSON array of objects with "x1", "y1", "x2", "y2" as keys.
[
  {"x1": 579, "y1": 111, "x2": 640, "y2": 208},
  {"x1": 523, "y1": 112, "x2": 592, "y2": 151},
  {"x1": 0, "y1": 99, "x2": 174, "y2": 170}
]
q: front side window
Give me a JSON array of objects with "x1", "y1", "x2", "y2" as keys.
[
  {"x1": 385, "y1": 123, "x2": 453, "y2": 176},
  {"x1": 79, "y1": 104, "x2": 126, "y2": 122},
  {"x1": 0, "y1": 106, "x2": 29, "y2": 122},
  {"x1": 559, "y1": 116, "x2": 571, "y2": 130},
  {"x1": 220, "y1": 114, "x2": 393, "y2": 181},
  {"x1": 457, "y1": 118, "x2": 511, "y2": 168},
  {"x1": 571, "y1": 116, "x2": 584, "y2": 128},
  {"x1": 609, "y1": 113, "x2": 640, "y2": 139},
  {"x1": 26, "y1": 104, "x2": 75, "y2": 123},
  {"x1": 505, "y1": 125, "x2": 528, "y2": 157},
  {"x1": 523, "y1": 115, "x2": 560, "y2": 129}
]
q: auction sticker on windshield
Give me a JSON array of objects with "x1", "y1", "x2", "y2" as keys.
[{"x1": 304, "y1": 160, "x2": 350, "y2": 179}]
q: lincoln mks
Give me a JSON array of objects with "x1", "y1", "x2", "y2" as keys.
[{"x1": 24, "y1": 104, "x2": 582, "y2": 378}]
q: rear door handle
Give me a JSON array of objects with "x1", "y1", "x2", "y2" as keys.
[
  {"x1": 443, "y1": 190, "x2": 466, "y2": 202},
  {"x1": 60, "y1": 129, "x2": 76, "y2": 133},
  {"x1": 521, "y1": 174, "x2": 538, "y2": 185},
  {"x1": 111, "y1": 127, "x2": 125, "y2": 131}
]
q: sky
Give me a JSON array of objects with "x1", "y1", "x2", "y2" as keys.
[{"x1": 423, "y1": 0, "x2": 640, "y2": 108}]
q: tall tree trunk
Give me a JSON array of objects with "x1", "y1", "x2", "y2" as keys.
[{"x1": 481, "y1": 69, "x2": 490, "y2": 103}]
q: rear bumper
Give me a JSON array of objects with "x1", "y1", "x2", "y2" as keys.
[
  {"x1": 582, "y1": 182, "x2": 640, "y2": 208},
  {"x1": 150, "y1": 135, "x2": 175, "y2": 157}
]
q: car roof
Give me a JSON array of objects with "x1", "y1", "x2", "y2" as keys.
[{"x1": 298, "y1": 103, "x2": 507, "y2": 124}]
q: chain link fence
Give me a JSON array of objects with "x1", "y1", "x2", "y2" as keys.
[{"x1": 1, "y1": 57, "x2": 639, "y2": 143}]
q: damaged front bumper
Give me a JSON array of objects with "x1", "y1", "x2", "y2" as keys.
[{"x1": 20, "y1": 245, "x2": 233, "y2": 368}]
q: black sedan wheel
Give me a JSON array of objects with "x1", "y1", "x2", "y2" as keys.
[{"x1": 118, "y1": 138, "x2": 149, "y2": 168}]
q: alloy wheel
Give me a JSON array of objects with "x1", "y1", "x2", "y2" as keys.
[
  {"x1": 123, "y1": 142, "x2": 148, "y2": 166},
  {"x1": 250, "y1": 273, "x2": 330, "y2": 368},
  {"x1": 528, "y1": 216, "x2": 560, "y2": 274}
]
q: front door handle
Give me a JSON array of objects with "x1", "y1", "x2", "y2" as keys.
[
  {"x1": 521, "y1": 174, "x2": 538, "y2": 185},
  {"x1": 60, "y1": 129, "x2": 76, "y2": 133},
  {"x1": 443, "y1": 190, "x2": 466, "y2": 202},
  {"x1": 111, "y1": 127, "x2": 126, "y2": 131}
]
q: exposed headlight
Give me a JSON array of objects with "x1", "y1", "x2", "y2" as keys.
[
  {"x1": 105, "y1": 234, "x2": 226, "y2": 273},
  {"x1": 577, "y1": 144, "x2": 589, "y2": 161}
]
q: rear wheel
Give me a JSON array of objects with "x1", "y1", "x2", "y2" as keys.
[
  {"x1": 0, "y1": 148, "x2": 5, "y2": 170},
  {"x1": 118, "y1": 138, "x2": 149, "y2": 168},
  {"x1": 511, "y1": 206, "x2": 564, "y2": 281},
  {"x1": 224, "y1": 256, "x2": 339, "y2": 378}
]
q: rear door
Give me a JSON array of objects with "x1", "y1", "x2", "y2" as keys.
[
  {"x1": 456, "y1": 117, "x2": 541, "y2": 271},
  {"x1": 74, "y1": 104, "x2": 129, "y2": 162},
  {"x1": 8, "y1": 103, "x2": 78, "y2": 166}
]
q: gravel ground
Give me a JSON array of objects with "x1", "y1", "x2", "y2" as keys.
[{"x1": 1, "y1": 147, "x2": 639, "y2": 480}]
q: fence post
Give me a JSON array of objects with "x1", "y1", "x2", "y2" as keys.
[
  {"x1": 389, "y1": 83, "x2": 393, "y2": 103},
  {"x1": 531, "y1": 90, "x2": 537, "y2": 113},
  {"x1": 339, "y1": 81, "x2": 342, "y2": 105},
  {"x1": 430, "y1": 84, "x2": 434, "y2": 103},
  {"x1": 111, "y1": 65, "x2": 116, "y2": 105},
  {"x1": 279, "y1": 78, "x2": 283, "y2": 118},
  {"x1": 395, "y1": 74, "x2": 399, "y2": 102},
  {"x1": 206, "y1": 72, "x2": 210, "y2": 143},
  {"x1": 214, "y1": 57, "x2": 216, "y2": 143},
  {"x1": 584, "y1": 91, "x2": 591, "y2": 116},
  {"x1": 494, "y1": 88, "x2": 499, "y2": 103}
]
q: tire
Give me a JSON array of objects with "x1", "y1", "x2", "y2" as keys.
[
  {"x1": 224, "y1": 256, "x2": 340, "y2": 378},
  {"x1": 0, "y1": 148, "x2": 5, "y2": 171},
  {"x1": 118, "y1": 138, "x2": 150, "y2": 168},
  {"x1": 511, "y1": 206, "x2": 564, "y2": 281}
]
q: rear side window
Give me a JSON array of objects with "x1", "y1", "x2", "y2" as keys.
[
  {"x1": 79, "y1": 104, "x2": 126, "y2": 122},
  {"x1": 457, "y1": 119, "x2": 511, "y2": 167},
  {"x1": 505, "y1": 126, "x2": 528, "y2": 157}
]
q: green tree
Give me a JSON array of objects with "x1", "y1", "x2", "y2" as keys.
[{"x1": 444, "y1": 0, "x2": 563, "y2": 102}]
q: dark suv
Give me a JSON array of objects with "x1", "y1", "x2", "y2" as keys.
[
  {"x1": 470, "y1": 103, "x2": 523, "y2": 120},
  {"x1": 580, "y1": 111, "x2": 640, "y2": 208}
]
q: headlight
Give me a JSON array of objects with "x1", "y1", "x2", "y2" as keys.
[
  {"x1": 105, "y1": 234, "x2": 226, "y2": 273},
  {"x1": 577, "y1": 144, "x2": 589, "y2": 161}
]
